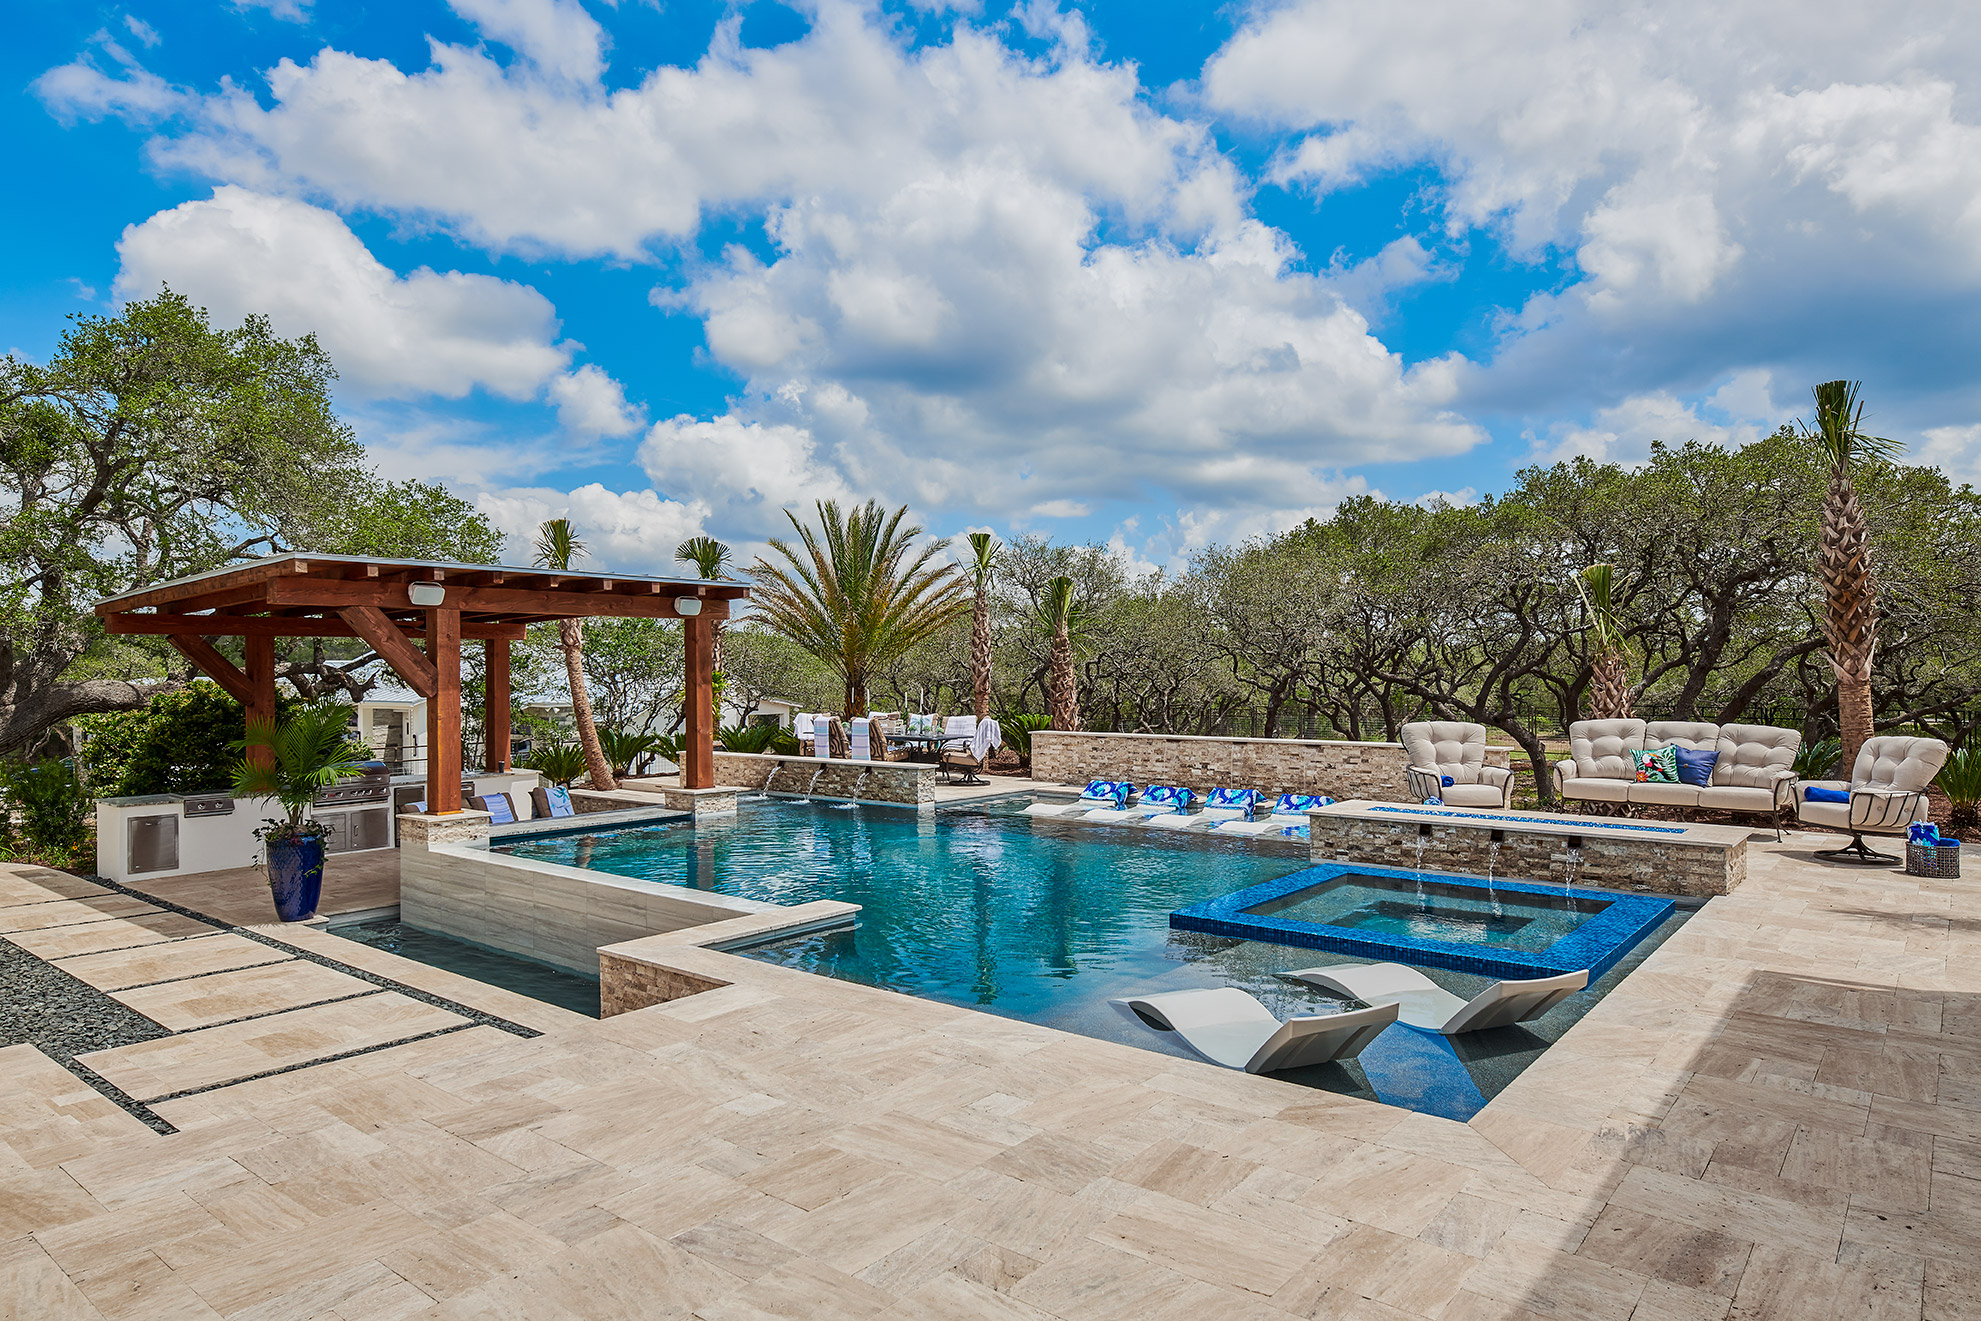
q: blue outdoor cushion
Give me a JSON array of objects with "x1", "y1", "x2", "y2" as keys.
[
  {"x1": 1672, "y1": 746, "x2": 1719, "y2": 788},
  {"x1": 1204, "y1": 787, "x2": 1258, "y2": 812},
  {"x1": 1804, "y1": 785, "x2": 1851, "y2": 804},
  {"x1": 477, "y1": 792, "x2": 515, "y2": 824}
]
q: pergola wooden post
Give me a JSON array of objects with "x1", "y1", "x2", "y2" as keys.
[
  {"x1": 683, "y1": 613, "x2": 714, "y2": 790},
  {"x1": 425, "y1": 601, "x2": 462, "y2": 815},
  {"x1": 96, "y1": 555, "x2": 748, "y2": 818},
  {"x1": 484, "y1": 638, "x2": 511, "y2": 774}
]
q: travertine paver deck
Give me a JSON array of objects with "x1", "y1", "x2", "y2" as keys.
[{"x1": 1, "y1": 832, "x2": 1978, "y2": 1318}]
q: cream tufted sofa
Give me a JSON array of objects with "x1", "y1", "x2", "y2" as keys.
[
  {"x1": 1400, "y1": 722, "x2": 1515, "y2": 808},
  {"x1": 1553, "y1": 719, "x2": 1802, "y2": 828},
  {"x1": 1795, "y1": 734, "x2": 1950, "y2": 863}
]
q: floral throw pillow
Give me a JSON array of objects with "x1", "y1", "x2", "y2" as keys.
[{"x1": 1630, "y1": 747, "x2": 1679, "y2": 784}]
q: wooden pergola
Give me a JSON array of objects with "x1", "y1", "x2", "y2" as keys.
[{"x1": 95, "y1": 554, "x2": 749, "y2": 815}]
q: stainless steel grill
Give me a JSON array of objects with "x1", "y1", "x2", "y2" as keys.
[{"x1": 313, "y1": 762, "x2": 392, "y2": 807}]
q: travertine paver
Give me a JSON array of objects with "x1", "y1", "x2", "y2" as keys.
[
  {"x1": 109, "y1": 959, "x2": 375, "y2": 1031},
  {"x1": 74, "y1": 992, "x2": 469, "y2": 1101},
  {"x1": 55, "y1": 933, "x2": 291, "y2": 992},
  {"x1": 1, "y1": 832, "x2": 1978, "y2": 1318},
  {"x1": 3, "y1": 911, "x2": 215, "y2": 960},
  {"x1": 0, "y1": 895, "x2": 162, "y2": 933}
]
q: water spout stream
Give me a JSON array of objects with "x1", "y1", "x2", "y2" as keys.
[
  {"x1": 1485, "y1": 839, "x2": 1502, "y2": 917},
  {"x1": 1562, "y1": 845, "x2": 1583, "y2": 909},
  {"x1": 1412, "y1": 832, "x2": 1429, "y2": 908}
]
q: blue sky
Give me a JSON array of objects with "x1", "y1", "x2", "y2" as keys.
[{"x1": 10, "y1": 0, "x2": 1981, "y2": 573}]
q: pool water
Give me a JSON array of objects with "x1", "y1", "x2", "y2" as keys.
[
  {"x1": 330, "y1": 919, "x2": 601, "y2": 1018},
  {"x1": 495, "y1": 795, "x2": 1688, "y2": 1118},
  {"x1": 1247, "y1": 875, "x2": 1603, "y2": 951}
]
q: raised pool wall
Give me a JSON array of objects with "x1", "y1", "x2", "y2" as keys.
[
  {"x1": 397, "y1": 811, "x2": 791, "y2": 977},
  {"x1": 1029, "y1": 731, "x2": 1513, "y2": 801},
  {"x1": 711, "y1": 752, "x2": 935, "y2": 807},
  {"x1": 1308, "y1": 800, "x2": 1749, "y2": 898}
]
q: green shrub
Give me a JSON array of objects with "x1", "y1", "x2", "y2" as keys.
[
  {"x1": 0, "y1": 758, "x2": 92, "y2": 858},
  {"x1": 598, "y1": 727, "x2": 662, "y2": 778},
  {"x1": 719, "y1": 723, "x2": 798, "y2": 755},
  {"x1": 1794, "y1": 737, "x2": 1841, "y2": 781},
  {"x1": 523, "y1": 740, "x2": 589, "y2": 786},
  {"x1": 79, "y1": 682, "x2": 297, "y2": 797},
  {"x1": 1938, "y1": 744, "x2": 1981, "y2": 834},
  {"x1": 996, "y1": 713, "x2": 1052, "y2": 761}
]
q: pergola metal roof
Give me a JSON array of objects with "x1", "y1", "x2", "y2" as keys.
[{"x1": 96, "y1": 553, "x2": 748, "y2": 637}]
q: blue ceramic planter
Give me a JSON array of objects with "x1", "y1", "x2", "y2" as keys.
[{"x1": 267, "y1": 834, "x2": 326, "y2": 922}]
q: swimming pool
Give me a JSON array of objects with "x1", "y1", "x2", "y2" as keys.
[{"x1": 495, "y1": 795, "x2": 1688, "y2": 1118}]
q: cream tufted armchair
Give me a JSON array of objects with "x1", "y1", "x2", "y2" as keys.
[
  {"x1": 1796, "y1": 734, "x2": 1950, "y2": 864},
  {"x1": 1400, "y1": 721, "x2": 1515, "y2": 808}
]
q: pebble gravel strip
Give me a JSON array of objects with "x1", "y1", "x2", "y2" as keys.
[
  {"x1": 0, "y1": 868, "x2": 549, "y2": 1133},
  {"x1": 0, "y1": 934, "x2": 177, "y2": 1132}
]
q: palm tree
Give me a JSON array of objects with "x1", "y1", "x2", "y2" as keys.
[
  {"x1": 676, "y1": 535, "x2": 733, "y2": 675},
  {"x1": 1802, "y1": 380, "x2": 1900, "y2": 771},
  {"x1": 1575, "y1": 563, "x2": 1632, "y2": 719},
  {"x1": 534, "y1": 518, "x2": 616, "y2": 791},
  {"x1": 1042, "y1": 576, "x2": 1080, "y2": 731},
  {"x1": 750, "y1": 500, "x2": 967, "y2": 716},
  {"x1": 966, "y1": 532, "x2": 999, "y2": 722}
]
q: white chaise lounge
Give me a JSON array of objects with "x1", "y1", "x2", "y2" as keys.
[
  {"x1": 1400, "y1": 721, "x2": 1515, "y2": 808},
  {"x1": 1113, "y1": 988, "x2": 1399, "y2": 1073},
  {"x1": 1147, "y1": 786, "x2": 1257, "y2": 830},
  {"x1": 1216, "y1": 793, "x2": 1333, "y2": 836},
  {"x1": 1022, "y1": 779, "x2": 1134, "y2": 818},
  {"x1": 1282, "y1": 963, "x2": 1588, "y2": 1034},
  {"x1": 1795, "y1": 733, "x2": 1951, "y2": 864},
  {"x1": 1084, "y1": 784, "x2": 1196, "y2": 823}
]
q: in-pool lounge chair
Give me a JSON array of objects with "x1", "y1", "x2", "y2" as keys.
[
  {"x1": 1795, "y1": 733, "x2": 1951, "y2": 864},
  {"x1": 1085, "y1": 784, "x2": 1196, "y2": 823},
  {"x1": 1022, "y1": 780, "x2": 1134, "y2": 817},
  {"x1": 1148, "y1": 786, "x2": 1257, "y2": 830},
  {"x1": 1282, "y1": 963, "x2": 1588, "y2": 1034},
  {"x1": 1113, "y1": 988, "x2": 1399, "y2": 1074},
  {"x1": 1216, "y1": 793, "x2": 1332, "y2": 835}
]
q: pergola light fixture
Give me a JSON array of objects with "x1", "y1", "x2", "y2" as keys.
[
  {"x1": 674, "y1": 597, "x2": 704, "y2": 617},
  {"x1": 408, "y1": 581, "x2": 446, "y2": 607}
]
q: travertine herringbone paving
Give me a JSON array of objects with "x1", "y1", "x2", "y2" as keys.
[{"x1": 2, "y1": 835, "x2": 1977, "y2": 1318}]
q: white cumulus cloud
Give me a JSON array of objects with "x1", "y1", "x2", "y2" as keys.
[
  {"x1": 114, "y1": 187, "x2": 635, "y2": 433},
  {"x1": 475, "y1": 483, "x2": 710, "y2": 572}
]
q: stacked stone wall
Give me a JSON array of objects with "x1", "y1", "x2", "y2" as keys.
[
  {"x1": 713, "y1": 752, "x2": 934, "y2": 806},
  {"x1": 1030, "y1": 732, "x2": 1511, "y2": 802},
  {"x1": 1308, "y1": 814, "x2": 1743, "y2": 898},
  {"x1": 598, "y1": 954, "x2": 727, "y2": 1016}
]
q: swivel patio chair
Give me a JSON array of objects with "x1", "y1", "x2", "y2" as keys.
[
  {"x1": 1400, "y1": 721, "x2": 1515, "y2": 808},
  {"x1": 1795, "y1": 734, "x2": 1950, "y2": 864}
]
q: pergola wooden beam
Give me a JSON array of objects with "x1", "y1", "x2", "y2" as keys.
[
  {"x1": 165, "y1": 635, "x2": 254, "y2": 706},
  {"x1": 338, "y1": 606, "x2": 439, "y2": 699},
  {"x1": 262, "y1": 579, "x2": 729, "y2": 620},
  {"x1": 103, "y1": 615, "x2": 526, "y2": 640}
]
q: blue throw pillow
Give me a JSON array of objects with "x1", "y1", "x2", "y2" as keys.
[
  {"x1": 1672, "y1": 746, "x2": 1718, "y2": 788},
  {"x1": 1804, "y1": 785, "x2": 1851, "y2": 804}
]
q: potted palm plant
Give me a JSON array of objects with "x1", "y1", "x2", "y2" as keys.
[{"x1": 230, "y1": 707, "x2": 371, "y2": 922}]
